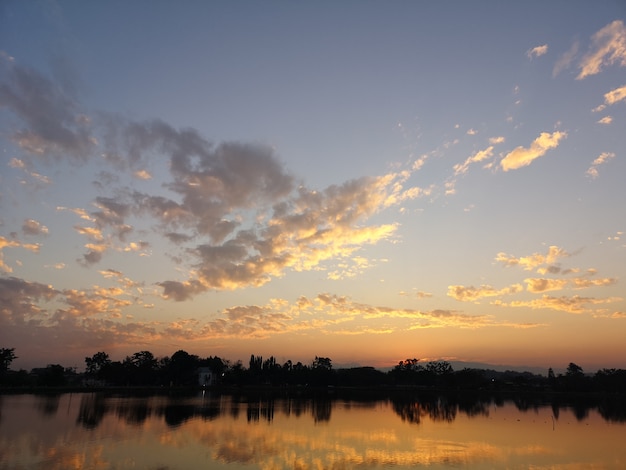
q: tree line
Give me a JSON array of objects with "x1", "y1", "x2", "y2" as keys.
[{"x1": 1, "y1": 347, "x2": 625, "y2": 393}]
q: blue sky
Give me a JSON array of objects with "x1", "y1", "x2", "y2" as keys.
[{"x1": 1, "y1": 1, "x2": 625, "y2": 371}]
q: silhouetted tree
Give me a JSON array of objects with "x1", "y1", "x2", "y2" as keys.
[
  {"x1": 337, "y1": 367, "x2": 387, "y2": 387},
  {"x1": 164, "y1": 350, "x2": 200, "y2": 386},
  {"x1": 594, "y1": 368, "x2": 626, "y2": 394},
  {"x1": 37, "y1": 364, "x2": 66, "y2": 386},
  {"x1": 124, "y1": 351, "x2": 158, "y2": 385},
  {"x1": 85, "y1": 352, "x2": 112, "y2": 379},
  {"x1": 566, "y1": 362, "x2": 584, "y2": 377},
  {"x1": 203, "y1": 356, "x2": 227, "y2": 377},
  {"x1": 0, "y1": 348, "x2": 17, "y2": 375},
  {"x1": 452, "y1": 368, "x2": 488, "y2": 389},
  {"x1": 563, "y1": 362, "x2": 590, "y2": 391},
  {"x1": 310, "y1": 356, "x2": 336, "y2": 386}
]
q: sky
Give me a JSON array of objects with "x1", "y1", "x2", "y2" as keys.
[{"x1": 1, "y1": 1, "x2": 625, "y2": 373}]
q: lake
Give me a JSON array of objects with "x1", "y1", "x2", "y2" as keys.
[{"x1": 0, "y1": 391, "x2": 625, "y2": 469}]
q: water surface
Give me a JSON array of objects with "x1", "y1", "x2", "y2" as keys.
[{"x1": 0, "y1": 392, "x2": 624, "y2": 469}]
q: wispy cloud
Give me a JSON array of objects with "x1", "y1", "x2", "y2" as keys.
[
  {"x1": 447, "y1": 284, "x2": 523, "y2": 302},
  {"x1": 524, "y1": 276, "x2": 616, "y2": 293},
  {"x1": 504, "y1": 295, "x2": 621, "y2": 314},
  {"x1": 0, "y1": 56, "x2": 97, "y2": 160},
  {"x1": 603, "y1": 84, "x2": 626, "y2": 105},
  {"x1": 0, "y1": 236, "x2": 40, "y2": 272},
  {"x1": 0, "y1": 273, "x2": 537, "y2": 357},
  {"x1": 453, "y1": 146, "x2": 495, "y2": 176},
  {"x1": 495, "y1": 245, "x2": 569, "y2": 271},
  {"x1": 586, "y1": 152, "x2": 616, "y2": 179},
  {"x1": 500, "y1": 131, "x2": 567, "y2": 171},
  {"x1": 577, "y1": 20, "x2": 626, "y2": 79},
  {"x1": 553, "y1": 41, "x2": 579, "y2": 77},
  {"x1": 527, "y1": 44, "x2": 548, "y2": 59}
]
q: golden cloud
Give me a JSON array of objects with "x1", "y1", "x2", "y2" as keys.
[
  {"x1": 495, "y1": 245, "x2": 568, "y2": 270},
  {"x1": 506, "y1": 295, "x2": 621, "y2": 314},
  {"x1": 577, "y1": 20, "x2": 626, "y2": 79},
  {"x1": 604, "y1": 84, "x2": 626, "y2": 105},
  {"x1": 500, "y1": 131, "x2": 567, "y2": 171},
  {"x1": 586, "y1": 152, "x2": 615, "y2": 179},
  {"x1": 447, "y1": 284, "x2": 523, "y2": 302}
]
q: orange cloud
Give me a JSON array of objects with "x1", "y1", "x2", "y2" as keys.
[
  {"x1": 604, "y1": 84, "x2": 626, "y2": 105},
  {"x1": 495, "y1": 246, "x2": 569, "y2": 271},
  {"x1": 447, "y1": 284, "x2": 523, "y2": 302},
  {"x1": 505, "y1": 295, "x2": 621, "y2": 314},
  {"x1": 527, "y1": 44, "x2": 548, "y2": 59},
  {"x1": 0, "y1": 236, "x2": 40, "y2": 273},
  {"x1": 586, "y1": 152, "x2": 615, "y2": 179},
  {"x1": 577, "y1": 20, "x2": 626, "y2": 79},
  {"x1": 500, "y1": 131, "x2": 567, "y2": 171}
]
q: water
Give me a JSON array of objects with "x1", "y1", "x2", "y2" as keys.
[{"x1": 0, "y1": 391, "x2": 624, "y2": 469}]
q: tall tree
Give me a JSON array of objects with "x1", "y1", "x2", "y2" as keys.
[
  {"x1": 0, "y1": 348, "x2": 17, "y2": 373},
  {"x1": 85, "y1": 352, "x2": 112, "y2": 378},
  {"x1": 166, "y1": 350, "x2": 200, "y2": 386}
]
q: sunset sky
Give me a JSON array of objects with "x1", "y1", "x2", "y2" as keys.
[{"x1": 1, "y1": 1, "x2": 625, "y2": 372}]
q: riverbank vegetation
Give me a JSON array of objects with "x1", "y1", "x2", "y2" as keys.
[{"x1": 1, "y1": 347, "x2": 625, "y2": 395}]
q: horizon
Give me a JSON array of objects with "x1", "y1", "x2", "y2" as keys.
[
  {"x1": 2, "y1": 347, "x2": 605, "y2": 377},
  {"x1": 1, "y1": 2, "x2": 625, "y2": 374}
]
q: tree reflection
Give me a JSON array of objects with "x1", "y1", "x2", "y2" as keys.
[
  {"x1": 597, "y1": 397, "x2": 626, "y2": 423},
  {"x1": 246, "y1": 398, "x2": 274, "y2": 422},
  {"x1": 312, "y1": 398, "x2": 332, "y2": 423},
  {"x1": 391, "y1": 395, "x2": 457, "y2": 424},
  {"x1": 68, "y1": 391, "x2": 626, "y2": 430},
  {"x1": 77, "y1": 393, "x2": 108, "y2": 429},
  {"x1": 455, "y1": 393, "x2": 490, "y2": 418},
  {"x1": 162, "y1": 403, "x2": 196, "y2": 427},
  {"x1": 35, "y1": 394, "x2": 61, "y2": 417},
  {"x1": 116, "y1": 400, "x2": 151, "y2": 425}
]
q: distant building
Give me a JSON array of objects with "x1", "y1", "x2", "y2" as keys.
[{"x1": 197, "y1": 367, "x2": 213, "y2": 387}]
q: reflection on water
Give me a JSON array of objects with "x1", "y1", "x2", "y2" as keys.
[{"x1": 0, "y1": 391, "x2": 624, "y2": 469}]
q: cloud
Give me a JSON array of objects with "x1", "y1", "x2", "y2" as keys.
[
  {"x1": 505, "y1": 294, "x2": 621, "y2": 314},
  {"x1": 0, "y1": 57, "x2": 96, "y2": 160},
  {"x1": 0, "y1": 276, "x2": 161, "y2": 362},
  {"x1": 7, "y1": 158, "x2": 52, "y2": 186},
  {"x1": 1, "y1": 59, "x2": 423, "y2": 295},
  {"x1": 447, "y1": 284, "x2": 523, "y2": 302},
  {"x1": 577, "y1": 20, "x2": 626, "y2": 79},
  {"x1": 524, "y1": 278, "x2": 569, "y2": 293},
  {"x1": 0, "y1": 268, "x2": 539, "y2": 361},
  {"x1": 133, "y1": 169, "x2": 152, "y2": 180},
  {"x1": 586, "y1": 152, "x2": 615, "y2": 179},
  {"x1": 0, "y1": 235, "x2": 40, "y2": 272},
  {"x1": 524, "y1": 276, "x2": 616, "y2": 293},
  {"x1": 1, "y1": 59, "x2": 428, "y2": 295},
  {"x1": 553, "y1": 41, "x2": 579, "y2": 77},
  {"x1": 500, "y1": 131, "x2": 567, "y2": 171},
  {"x1": 453, "y1": 146, "x2": 494, "y2": 176},
  {"x1": 22, "y1": 219, "x2": 49, "y2": 236},
  {"x1": 152, "y1": 169, "x2": 420, "y2": 299},
  {"x1": 45, "y1": 262, "x2": 66, "y2": 270},
  {"x1": 597, "y1": 116, "x2": 612, "y2": 125},
  {"x1": 495, "y1": 245, "x2": 569, "y2": 271},
  {"x1": 527, "y1": 44, "x2": 548, "y2": 59},
  {"x1": 603, "y1": 84, "x2": 626, "y2": 105}
]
